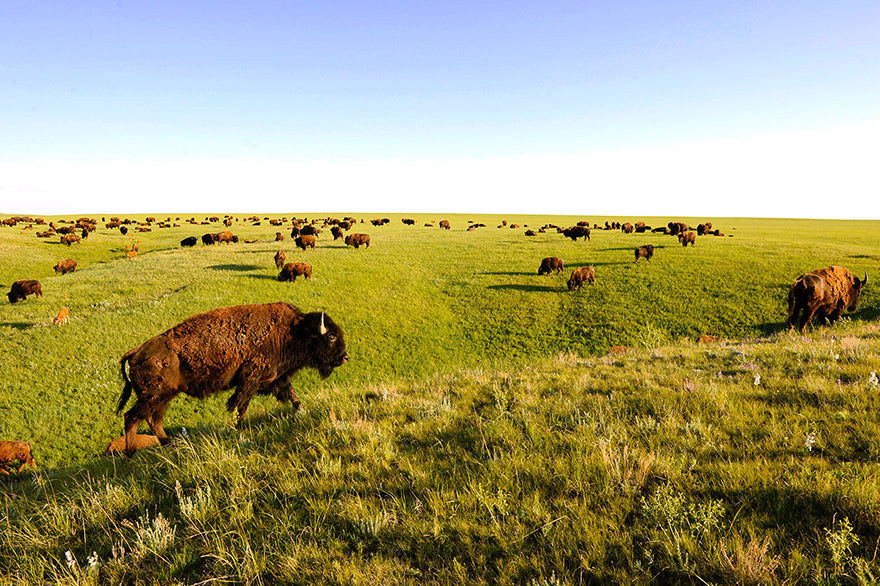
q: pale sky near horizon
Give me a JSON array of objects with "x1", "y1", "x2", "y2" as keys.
[{"x1": 2, "y1": 2, "x2": 878, "y2": 218}]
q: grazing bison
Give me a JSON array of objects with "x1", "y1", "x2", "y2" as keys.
[
  {"x1": 217, "y1": 230, "x2": 238, "y2": 244},
  {"x1": 53, "y1": 307, "x2": 70, "y2": 325},
  {"x1": 278, "y1": 262, "x2": 312, "y2": 282},
  {"x1": 344, "y1": 233, "x2": 370, "y2": 249},
  {"x1": 538, "y1": 257, "x2": 565, "y2": 276},
  {"x1": 439, "y1": 220, "x2": 451, "y2": 230},
  {"x1": 0, "y1": 441, "x2": 36, "y2": 474},
  {"x1": 274, "y1": 250, "x2": 286, "y2": 269},
  {"x1": 331, "y1": 226, "x2": 344, "y2": 240},
  {"x1": 788, "y1": 266, "x2": 867, "y2": 333},
  {"x1": 180, "y1": 236, "x2": 198, "y2": 247},
  {"x1": 61, "y1": 234, "x2": 80, "y2": 246},
  {"x1": 678, "y1": 231, "x2": 696, "y2": 247},
  {"x1": 106, "y1": 434, "x2": 160, "y2": 455},
  {"x1": 117, "y1": 303, "x2": 348, "y2": 454},
  {"x1": 54, "y1": 258, "x2": 77, "y2": 274},
  {"x1": 567, "y1": 266, "x2": 596, "y2": 290},
  {"x1": 563, "y1": 226, "x2": 590, "y2": 241},
  {"x1": 202, "y1": 233, "x2": 219, "y2": 245},
  {"x1": 295, "y1": 235, "x2": 316, "y2": 250},
  {"x1": 7, "y1": 280, "x2": 42, "y2": 303},
  {"x1": 635, "y1": 244, "x2": 654, "y2": 263},
  {"x1": 667, "y1": 221, "x2": 689, "y2": 235}
]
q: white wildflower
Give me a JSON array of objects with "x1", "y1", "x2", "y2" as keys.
[
  {"x1": 65, "y1": 550, "x2": 77, "y2": 570},
  {"x1": 806, "y1": 432, "x2": 817, "y2": 452},
  {"x1": 753, "y1": 373, "x2": 761, "y2": 386},
  {"x1": 88, "y1": 551, "x2": 99, "y2": 568},
  {"x1": 869, "y1": 371, "x2": 878, "y2": 388}
]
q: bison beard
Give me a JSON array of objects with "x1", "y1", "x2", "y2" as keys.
[{"x1": 117, "y1": 303, "x2": 348, "y2": 454}]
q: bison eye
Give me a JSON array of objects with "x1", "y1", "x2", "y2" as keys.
[{"x1": 328, "y1": 334, "x2": 337, "y2": 343}]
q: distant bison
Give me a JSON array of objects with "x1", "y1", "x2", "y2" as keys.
[
  {"x1": 295, "y1": 235, "x2": 316, "y2": 250},
  {"x1": 567, "y1": 266, "x2": 596, "y2": 290},
  {"x1": 217, "y1": 230, "x2": 238, "y2": 244},
  {"x1": 117, "y1": 303, "x2": 348, "y2": 454},
  {"x1": 202, "y1": 233, "x2": 219, "y2": 245},
  {"x1": 439, "y1": 220, "x2": 451, "y2": 230},
  {"x1": 7, "y1": 280, "x2": 42, "y2": 303},
  {"x1": 54, "y1": 258, "x2": 77, "y2": 274},
  {"x1": 331, "y1": 226, "x2": 344, "y2": 240},
  {"x1": 538, "y1": 257, "x2": 565, "y2": 276},
  {"x1": 278, "y1": 262, "x2": 312, "y2": 282},
  {"x1": 0, "y1": 441, "x2": 36, "y2": 474},
  {"x1": 788, "y1": 266, "x2": 867, "y2": 333},
  {"x1": 563, "y1": 226, "x2": 590, "y2": 241},
  {"x1": 180, "y1": 236, "x2": 198, "y2": 247},
  {"x1": 635, "y1": 244, "x2": 654, "y2": 263},
  {"x1": 274, "y1": 250, "x2": 286, "y2": 269},
  {"x1": 344, "y1": 233, "x2": 370, "y2": 249},
  {"x1": 678, "y1": 231, "x2": 696, "y2": 246},
  {"x1": 61, "y1": 234, "x2": 80, "y2": 246}
]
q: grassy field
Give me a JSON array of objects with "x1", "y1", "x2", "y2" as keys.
[{"x1": 1, "y1": 213, "x2": 879, "y2": 584}]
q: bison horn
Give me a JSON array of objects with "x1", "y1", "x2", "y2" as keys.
[
  {"x1": 863, "y1": 273, "x2": 868, "y2": 287},
  {"x1": 320, "y1": 312, "x2": 327, "y2": 335}
]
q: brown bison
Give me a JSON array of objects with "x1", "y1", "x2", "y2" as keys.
[
  {"x1": 274, "y1": 250, "x2": 286, "y2": 269},
  {"x1": 331, "y1": 226, "x2": 344, "y2": 240},
  {"x1": 788, "y1": 266, "x2": 867, "y2": 333},
  {"x1": 61, "y1": 234, "x2": 81, "y2": 246},
  {"x1": 634, "y1": 244, "x2": 654, "y2": 263},
  {"x1": 106, "y1": 433, "x2": 160, "y2": 455},
  {"x1": 117, "y1": 303, "x2": 348, "y2": 454},
  {"x1": 344, "y1": 233, "x2": 370, "y2": 249},
  {"x1": 217, "y1": 230, "x2": 238, "y2": 244},
  {"x1": 180, "y1": 236, "x2": 198, "y2": 247},
  {"x1": 278, "y1": 262, "x2": 312, "y2": 282},
  {"x1": 567, "y1": 266, "x2": 596, "y2": 290},
  {"x1": 295, "y1": 235, "x2": 316, "y2": 250},
  {"x1": 53, "y1": 307, "x2": 70, "y2": 325},
  {"x1": 667, "y1": 221, "x2": 689, "y2": 235},
  {"x1": 202, "y1": 233, "x2": 219, "y2": 245},
  {"x1": 0, "y1": 441, "x2": 36, "y2": 474},
  {"x1": 563, "y1": 226, "x2": 590, "y2": 241},
  {"x1": 439, "y1": 220, "x2": 451, "y2": 230},
  {"x1": 7, "y1": 280, "x2": 42, "y2": 303},
  {"x1": 54, "y1": 258, "x2": 77, "y2": 274},
  {"x1": 678, "y1": 231, "x2": 696, "y2": 247},
  {"x1": 538, "y1": 257, "x2": 565, "y2": 276}
]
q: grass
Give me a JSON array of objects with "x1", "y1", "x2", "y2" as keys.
[{"x1": 1, "y1": 213, "x2": 879, "y2": 583}]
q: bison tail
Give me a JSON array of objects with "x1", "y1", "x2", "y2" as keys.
[{"x1": 117, "y1": 352, "x2": 135, "y2": 414}]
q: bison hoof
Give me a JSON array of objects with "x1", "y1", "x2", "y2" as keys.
[{"x1": 291, "y1": 401, "x2": 301, "y2": 412}]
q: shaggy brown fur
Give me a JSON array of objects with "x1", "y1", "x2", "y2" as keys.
[
  {"x1": 216, "y1": 230, "x2": 238, "y2": 244},
  {"x1": 567, "y1": 266, "x2": 596, "y2": 290},
  {"x1": 117, "y1": 303, "x2": 348, "y2": 454},
  {"x1": 7, "y1": 280, "x2": 42, "y2": 303},
  {"x1": 635, "y1": 244, "x2": 654, "y2": 263},
  {"x1": 278, "y1": 262, "x2": 312, "y2": 282},
  {"x1": 0, "y1": 441, "x2": 36, "y2": 474},
  {"x1": 105, "y1": 434, "x2": 160, "y2": 455},
  {"x1": 439, "y1": 220, "x2": 451, "y2": 230},
  {"x1": 295, "y1": 235, "x2": 316, "y2": 250},
  {"x1": 538, "y1": 257, "x2": 564, "y2": 275},
  {"x1": 274, "y1": 250, "x2": 286, "y2": 269},
  {"x1": 61, "y1": 234, "x2": 80, "y2": 246},
  {"x1": 344, "y1": 233, "x2": 370, "y2": 249},
  {"x1": 54, "y1": 258, "x2": 77, "y2": 274},
  {"x1": 788, "y1": 266, "x2": 867, "y2": 333},
  {"x1": 678, "y1": 231, "x2": 696, "y2": 246}
]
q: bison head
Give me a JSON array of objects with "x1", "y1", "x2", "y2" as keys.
[
  {"x1": 295, "y1": 311, "x2": 348, "y2": 378},
  {"x1": 849, "y1": 273, "x2": 868, "y2": 311}
]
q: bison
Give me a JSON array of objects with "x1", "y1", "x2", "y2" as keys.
[
  {"x1": 7, "y1": 280, "x2": 42, "y2": 303},
  {"x1": 567, "y1": 266, "x2": 596, "y2": 290},
  {"x1": 180, "y1": 236, "x2": 198, "y2": 247},
  {"x1": 635, "y1": 244, "x2": 654, "y2": 263},
  {"x1": 439, "y1": 220, "x2": 451, "y2": 230},
  {"x1": 274, "y1": 250, "x2": 286, "y2": 269},
  {"x1": 295, "y1": 235, "x2": 316, "y2": 250},
  {"x1": 678, "y1": 231, "x2": 696, "y2": 247},
  {"x1": 61, "y1": 234, "x2": 80, "y2": 246},
  {"x1": 105, "y1": 434, "x2": 160, "y2": 455},
  {"x1": 117, "y1": 303, "x2": 348, "y2": 454},
  {"x1": 788, "y1": 266, "x2": 867, "y2": 333},
  {"x1": 54, "y1": 258, "x2": 77, "y2": 274},
  {"x1": 538, "y1": 257, "x2": 565, "y2": 276},
  {"x1": 563, "y1": 226, "x2": 590, "y2": 241},
  {"x1": 53, "y1": 307, "x2": 70, "y2": 325},
  {"x1": 202, "y1": 233, "x2": 219, "y2": 245},
  {"x1": 344, "y1": 233, "x2": 370, "y2": 249},
  {"x1": 217, "y1": 230, "x2": 238, "y2": 244},
  {"x1": 331, "y1": 226, "x2": 344, "y2": 240},
  {"x1": 0, "y1": 441, "x2": 36, "y2": 474},
  {"x1": 278, "y1": 262, "x2": 312, "y2": 282}
]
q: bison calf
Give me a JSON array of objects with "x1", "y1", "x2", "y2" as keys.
[
  {"x1": 538, "y1": 257, "x2": 564, "y2": 275},
  {"x1": 117, "y1": 303, "x2": 348, "y2": 454},
  {"x1": 278, "y1": 262, "x2": 312, "y2": 282},
  {"x1": 0, "y1": 441, "x2": 36, "y2": 474},
  {"x1": 106, "y1": 434, "x2": 160, "y2": 455},
  {"x1": 567, "y1": 266, "x2": 596, "y2": 290},
  {"x1": 7, "y1": 280, "x2": 42, "y2": 303}
]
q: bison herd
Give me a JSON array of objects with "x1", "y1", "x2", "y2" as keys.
[{"x1": 1, "y1": 214, "x2": 873, "y2": 461}]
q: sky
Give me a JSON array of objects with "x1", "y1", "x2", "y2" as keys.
[{"x1": 1, "y1": 1, "x2": 878, "y2": 218}]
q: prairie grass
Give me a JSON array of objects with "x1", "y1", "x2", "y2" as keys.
[{"x1": 0, "y1": 214, "x2": 879, "y2": 583}]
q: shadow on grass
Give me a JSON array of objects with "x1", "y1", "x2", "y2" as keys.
[
  {"x1": 207, "y1": 264, "x2": 263, "y2": 272},
  {"x1": 0, "y1": 322, "x2": 33, "y2": 330},
  {"x1": 246, "y1": 274, "x2": 281, "y2": 281},
  {"x1": 488, "y1": 284, "x2": 562, "y2": 293}
]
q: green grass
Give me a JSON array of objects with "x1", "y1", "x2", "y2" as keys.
[{"x1": 1, "y1": 214, "x2": 879, "y2": 584}]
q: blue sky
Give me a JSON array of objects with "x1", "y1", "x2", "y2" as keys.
[{"x1": 2, "y1": 1, "x2": 878, "y2": 217}]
